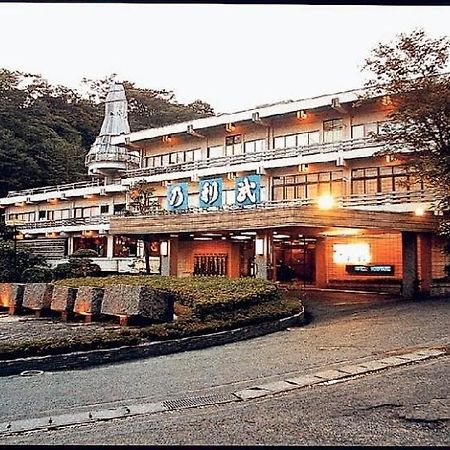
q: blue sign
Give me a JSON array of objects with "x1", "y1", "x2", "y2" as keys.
[
  {"x1": 235, "y1": 175, "x2": 261, "y2": 206},
  {"x1": 199, "y1": 178, "x2": 222, "y2": 209},
  {"x1": 167, "y1": 183, "x2": 189, "y2": 211}
]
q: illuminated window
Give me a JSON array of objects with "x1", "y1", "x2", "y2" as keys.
[
  {"x1": 333, "y1": 243, "x2": 371, "y2": 264},
  {"x1": 323, "y1": 118, "x2": 343, "y2": 143}
]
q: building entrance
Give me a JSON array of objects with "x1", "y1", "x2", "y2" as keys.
[{"x1": 274, "y1": 239, "x2": 316, "y2": 283}]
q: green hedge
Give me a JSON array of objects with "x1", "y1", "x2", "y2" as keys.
[
  {"x1": 56, "y1": 276, "x2": 281, "y2": 318},
  {"x1": 0, "y1": 296, "x2": 301, "y2": 360}
]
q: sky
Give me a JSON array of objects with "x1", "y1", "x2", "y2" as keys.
[{"x1": 0, "y1": 3, "x2": 450, "y2": 114}]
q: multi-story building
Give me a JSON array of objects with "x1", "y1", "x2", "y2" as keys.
[{"x1": 1, "y1": 82, "x2": 448, "y2": 298}]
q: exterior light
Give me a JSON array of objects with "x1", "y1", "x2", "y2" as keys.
[
  {"x1": 47, "y1": 198, "x2": 58, "y2": 203},
  {"x1": 415, "y1": 207, "x2": 425, "y2": 216},
  {"x1": 227, "y1": 172, "x2": 236, "y2": 180},
  {"x1": 162, "y1": 135, "x2": 172, "y2": 143},
  {"x1": 381, "y1": 95, "x2": 392, "y2": 106},
  {"x1": 298, "y1": 163, "x2": 309, "y2": 172},
  {"x1": 225, "y1": 123, "x2": 236, "y2": 133},
  {"x1": 255, "y1": 238, "x2": 265, "y2": 255},
  {"x1": 160, "y1": 241, "x2": 168, "y2": 256},
  {"x1": 14, "y1": 202, "x2": 25, "y2": 207},
  {"x1": 296, "y1": 110, "x2": 307, "y2": 120},
  {"x1": 317, "y1": 195, "x2": 334, "y2": 210},
  {"x1": 385, "y1": 155, "x2": 395, "y2": 163}
]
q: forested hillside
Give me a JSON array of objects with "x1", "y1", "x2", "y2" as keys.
[{"x1": 0, "y1": 70, "x2": 214, "y2": 197}]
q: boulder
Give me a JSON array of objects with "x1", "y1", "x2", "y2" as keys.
[
  {"x1": 73, "y1": 286, "x2": 104, "y2": 317},
  {"x1": 101, "y1": 284, "x2": 174, "y2": 323},
  {"x1": 51, "y1": 286, "x2": 77, "y2": 313},
  {"x1": 22, "y1": 283, "x2": 54, "y2": 312},
  {"x1": 0, "y1": 283, "x2": 25, "y2": 314}
]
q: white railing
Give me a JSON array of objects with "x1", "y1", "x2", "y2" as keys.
[
  {"x1": 125, "y1": 137, "x2": 385, "y2": 178},
  {"x1": 85, "y1": 152, "x2": 140, "y2": 165},
  {"x1": 17, "y1": 215, "x2": 111, "y2": 230}
]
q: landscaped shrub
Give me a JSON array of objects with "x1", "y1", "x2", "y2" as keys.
[
  {"x1": 22, "y1": 266, "x2": 53, "y2": 283},
  {"x1": 53, "y1": 249, "x2": 101, "y2": 279},
  {"x1": 56, "y1": 275, "x2": 281, "y2": 318}
]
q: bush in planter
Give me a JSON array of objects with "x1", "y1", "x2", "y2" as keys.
[
  {"x1": 53, "y1": 249, "x2": 101, "y2": 280},
  {"x1": 22, "y1": 266, "x2": 53, "y2": 283}
]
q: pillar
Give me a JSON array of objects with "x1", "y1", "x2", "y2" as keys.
[
  {"x1": 402, "y1": 232, "x2": 418, "y2": 299},
  {"x1": 418, "y1": 233, "x2": 432, "y2": 297},
  {"x1": 315, "y1": 237, "x2": 328, "y2": 288},
  {"x1": 255, "y1": 231, "x2": 271, "y2": 279},
  {"x1": 160, "y1": 237, "x2": 179, "y2": 277},
  {"x1": 106, "y1": 235, "x2": 114, "y2": 258},
  {"x1": 67, "y1": 235, "x2": 74, "y2": 256}
]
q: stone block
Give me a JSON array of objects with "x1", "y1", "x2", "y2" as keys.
[
  {"x1": 73, "y1": 287, "x2": 104, "y2": 316},
  {"x1": 101, "y1": 285, "x2": 174, "y2": 322},
  {"x1": 22, "y1": 283, "x2": 54, "y2": 311},
  {"x1": 51, "y1": 286, "x2": 77, "y2": 313},
  {"x1": 0, "y1": 283, "x2": 25, "y2": 312}
]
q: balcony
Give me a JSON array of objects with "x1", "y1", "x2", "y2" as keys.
[
  {"x1": 17, "y1": 215, "x2": 110, "y2": 231},
  {"x1": 6, "y1": 178, "x2": 122, "y2": 198},
  {"x1": 110, "y1": 189, "x2": 439, "y2": 236},
  {"x1": 124, "y1": 137, "x2": 386, "y2": 179},
  {"x1": 85, "y1": 151, "x2": 140, "y2": 166}
]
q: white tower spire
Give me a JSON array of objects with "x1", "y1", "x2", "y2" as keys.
[{"x1": 85, "y1": 81, "x2": 139, "y2": 179}]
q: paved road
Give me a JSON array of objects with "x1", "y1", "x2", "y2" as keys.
[
  {"x1": 0, "y1": 297, "x2": 448, "y2": 444},
  {"x1": 3, "y1": 356, "x2": 448, "y2": 445}
]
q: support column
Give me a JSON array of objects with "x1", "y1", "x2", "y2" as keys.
[
  {"x1": 418, "y1": 233, "x2": 432, "y2": 298},
  {"x1": 402, "y1": 232, "x2": 418, "y2": 299},
  {"x1": 160, "y1": 237, "x2": 179, "y2": 277},
  {"x1": 106, "y1": 235, "x2": 114, "y2": 258},
  {"x1": 67, "y1": 235, "x2": 74, "y2": 256},
  {"x1": 255, "y1": 231, "x2": 271, "y2": 279},
  {"x1": 315, "y1": 237, "x2": 328, "y2": 288}
]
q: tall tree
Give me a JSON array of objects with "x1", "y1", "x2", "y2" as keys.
[{"x1": 362, "y1": 29, "x2": 450, "y2": 273}]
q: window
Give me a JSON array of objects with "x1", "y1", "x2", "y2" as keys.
[
  {"x1": 100, "y1": 204, "x2": 110, "y2": 214},
  {"x1": 351, "y1": 121, "x2": 388, "y2": 139},
  {"x1": 244, "y1": 139, "x2": 265, "y2": 154},
  {"x1": 273, "y1": 131, "x2": 320, "y2": 149},
  {"x1": 47, "y1": 210, "x2": 54, "y2": 220},
  {"x1": 351, "y1": 166, "x2": 424, "y2": 195},
  {"x1": 225, "y1": 135, "x2": 243, "y2": 156},
  {"x1": 323, "y1": 118, "x2": 343, "y2": 143},
  {"x1": 272, "y1": 171, "x2": 344, "y2": 201},
  {"x1": 208, "y1": 145, "x2": 223, "y2": 159},
  {"x1": 114, "y1": 236, "x2": 138, "y2": 257},
  {"x1": 38, "y1": 210, "x2": 46, "y2": 220},
  {"x1": 113, "y1": 203, "x2": 126, "y2": 214}
]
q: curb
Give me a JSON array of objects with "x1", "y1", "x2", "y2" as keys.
[{"x1": 0, "y1": 307, "x2": 304, "y2": 377}]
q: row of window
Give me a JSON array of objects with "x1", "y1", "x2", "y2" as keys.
[
  {"x1": 8, "y1": 204, "x2": 126, "y2": 223},
  {"x1": 143, "y1": 119, "x2": 388, "y2": 169}
]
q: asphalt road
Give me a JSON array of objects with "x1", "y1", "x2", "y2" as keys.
[{"x1": 0, "y1": 296, "x2": 449, "y2": 445}]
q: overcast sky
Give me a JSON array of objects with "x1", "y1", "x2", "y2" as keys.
[{"x1": 1, "y1": 3, "x2": 450, "y2": 114}]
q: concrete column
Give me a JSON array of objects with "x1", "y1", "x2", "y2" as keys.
[
  {"x1": 67, "y1": 235, "x2": 74, "y2": 256},
  {"x1": 106, "y1": 235, "x2": 114, "y2": 258},
  {"x1": 418, "y1": 233, "x2": 432, "y2": 297},
  {"x1": 255, "y1": 231, "x2": 271, "y2": 279},
  {"x1": 315, "y1": 237, "x2": 328, "y2": 288},
  {"x1": 402, "y1": 232, "x2": 418, "y2": 299},
  {"x1": 160, "y1": 237, "x2": 179, "y2": 277}
]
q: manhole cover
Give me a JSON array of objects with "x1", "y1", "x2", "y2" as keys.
[{"x1": 19, "y1": 370, "x2": 44, "y2": 377}]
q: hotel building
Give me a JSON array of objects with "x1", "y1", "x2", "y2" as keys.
[{"x1": 1, "y1": 82, "x2": 448, "y2": 299}]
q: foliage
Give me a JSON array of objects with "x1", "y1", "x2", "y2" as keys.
[
  {"x1": 22, "y1": 266, "x2": 53, "y2": 283},
  {"x1": 0, "y1": 241, "x2": 48, "y2": 282},
  {"x1": 0, "y1": 295, "x2": 301, "y2": 360},
  {"x1": 0, "y1": 69, "x2": 215, "y2": 197},
  {"x1": 362, "y1": 30, "x2": 450, "y2": 215},
  {"x1": 56, "y1": 275, "x2": 281, "y2": 318},
  {"x1": 363, "y1": 29, "x2": 450, "y2": 271},
  {"x1": 128, "y1": 180, "x2": 160, "y2": 215},
  {"x1": 53, "y1": 249, "x2": 101, "y2": 280}
]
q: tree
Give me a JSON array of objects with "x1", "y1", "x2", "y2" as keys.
[
  {"x1": 128, "y1": 180, "x2": 161, "y2": 274},
  {"x1": 362, "y1": 29, "x2": 450, "y2": 276}
]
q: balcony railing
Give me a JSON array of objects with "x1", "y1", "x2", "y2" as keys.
[
  {"x1": 17, "y1": 215, "x2": 110, "y2": 230},
  {"x1": 117, "y1": 189, "x2": 434, "y2": 218},
  {"x1": 85, "y1": 151, "x2": 140, "y2": 165},
  {"x1": 7, "y1": 178, "x2": 122, "y2": 198},
  {"x1": 124, "y1": 137, "x2": 385, "y2": 179}
]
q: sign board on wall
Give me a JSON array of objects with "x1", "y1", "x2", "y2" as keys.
[
  {"x1": 199, "y1": 178, "x2": 223, "y2": 209},
  {"x1": 346, "y1": 265, "x2": 395, "y2": 275},
  {"x1": 167, "y1": 183, "x2": 189, "y2": 211},
  {"x1": 235, "y1": 175, "x2": 261, "y2": 207}
]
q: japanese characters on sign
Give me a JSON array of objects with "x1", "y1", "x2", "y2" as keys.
[
  {"x1": 235, "y1": 175, "x2": 261, "y2": 207},
  {"x1": 199, "y1": 178, "x2": 223, "y2": 209},
  {"x1": 166, "y1": 176, "x2": 262, "y2": 210},
  {"x1": 167, "y1": 182, "x2": 189, "y2": 211}
]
